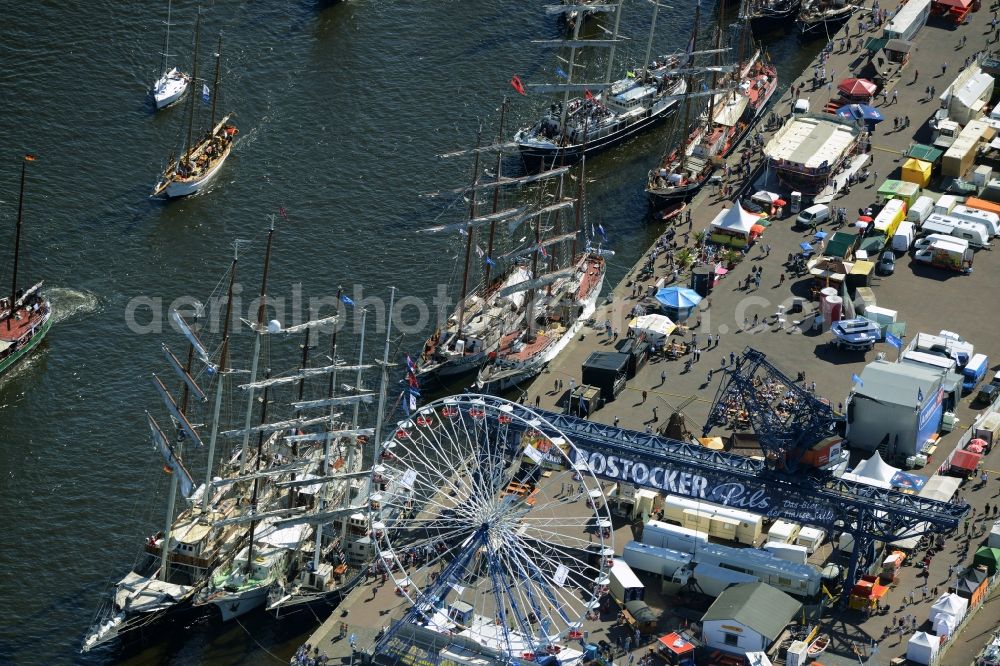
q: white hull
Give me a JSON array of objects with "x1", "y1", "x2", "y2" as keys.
[
  {"x1": 153, "y1": 67, "x2": 190, "y2": 109},
  {"x1": 163, "y1": 145, "x2": 232, "y2": 198},
  {"x1": 479, "y1": 271, "x2": 605, "y2": 393},
  {"x1": 206, "y1": 585, "x2": 270, "y2": 622}
]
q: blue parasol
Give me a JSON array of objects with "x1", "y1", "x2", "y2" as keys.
[{"x1": 654, "y1": 286, "x2": 703, "y2": 310}]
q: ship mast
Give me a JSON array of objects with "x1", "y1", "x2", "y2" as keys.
[
  {"x1": 161, "y1": 0, "x2": 174, "y2": 76},
  {"x1": 454, "y1": 132, "x2": 482, "y2": 344},
  {"x1": 676, "y1": 4, "x2": 702, "y2": 174},
  {"x1": 373, "y1": 287, "x2": 396, "y2": 448},
  {"x1": 642, "y1": 0, "x2": 663, "y2": 77},
  {"x1": 7, "y1": 155, "x2": 31, "y2": 330},
  {"x1": 201, "y1": 245, "x2": 239, "y2": 512},
  {"x1": 159, "y1": 329, "x2": 197, "y2": 582},
  {"x1": 484, "y1": 99, "x2": 508, "y2": 288},
  {"x1": 336, "y1": 299, "x2": 368, "y2": 548},
  {"x1": 210, "y1": 32, "x2": 222, "y2": 130},
  {"x1": 243, "y1": 372, "x2": 272, "y2": 574},
  {"x1": 239, "y1": 220, "x2": 275, "y2": 473},
  {"x1": 707, "y1": 1, "x2": 725, "y2": 138},
  {"x1": 183, "y1": 13, "x2": 201, "y2": 166}
]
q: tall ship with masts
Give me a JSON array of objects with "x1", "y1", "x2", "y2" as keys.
[
  {"x1": 514, "y1": 0, "x2": 687, "y2": 169},
  {"x1": 646, "y1": 1, "x2": 777, "y2": 208},
  {"x1": 1, "y1": 154, "x2": 53, "y2": 379},
  {"x1": 82, "y1": 226, "x2": 380, "y2": 651},
  {"x1": 153, "y1": 14, "x2": 238, "y2": 199},
  {"x1": 796, "y1": 0, "x2": 860, "y2": 34},
  {"x1": 415, "y1": 110, "x2": 575, "y2": 384},
  {"x1": 475, "y1": 154, "x2": 607, "y2": 394}
]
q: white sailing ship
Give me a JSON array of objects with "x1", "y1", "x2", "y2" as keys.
[
  {"x1": 153, "y1": 17, "x2": 237, "y2": 198},
  {"x1": 151, "y1": 1, "x2": 189, "y2": 110}
]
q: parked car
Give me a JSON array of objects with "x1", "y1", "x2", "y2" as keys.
[{"x1": 877, "y1": 251, "x2": 895, "y2": 275}]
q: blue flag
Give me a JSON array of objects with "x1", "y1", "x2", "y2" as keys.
[
  {"x1": 201, "y1": 84, "x2": 210, "y2": 104},
  {"x1": 885, "y1": 332, "x2": 902, "y2": 350},
  {"x1": 341, "y1": 294, "x2": 354, "y2": 306},
  {"x1": 851, "y1": 373, "x2": 864, "y2": 387},
  {"x1": 555, "y1": 66, "x2": 569, "y2": 80},
  {"x1": 484, "y1": 256, "x2": 496, "y2": 267},
  {"x1": 597, "y1": 224, "x2": 608, "y2": 242}
]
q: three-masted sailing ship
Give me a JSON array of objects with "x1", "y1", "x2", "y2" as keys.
[
  {"x1": 475, "y1": 155, "x2": 606, "y2": 394},
  {"x1": 151, "y1": 0, "x2": 190, "y2": 110},
  {"x1": 83, "y1": 227, "x2": 380, "y2": 651},
  {"x1": 0, "y1": 154, "x2": 53, "y2": 379},
  {"x1": 152, "y1": 15, "x2": 237, "y2": 198},
  {"x1": 415, "y1": 109, "x2": 575, "y2": 384},
  {"x1": 514, "y1": 1, "x2": 687, "y2": 169},
  {"x1": 646, "y1": 1, "x2": 777, "y2": 208}
]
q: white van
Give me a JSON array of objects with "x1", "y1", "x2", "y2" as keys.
[
  {"x1": 907, "y1": 196, "x2": 935, "y2": 223},
  {"x1": 891, "y1": 221, "x2": 916, "y2": 252},
  {"x1": 796, "y1": 204, "x2": 830, "y2": 228},
  {"x1": 950, "y1": 204, "x2": 1000, "y2": 237},
  {"x1": 933, "y1": 194, "x2": 959, "y2": 215}
]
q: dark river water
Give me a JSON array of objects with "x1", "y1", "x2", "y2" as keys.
[{"x1": 0, "y1": 1, "x2": 823, "y2": 663}]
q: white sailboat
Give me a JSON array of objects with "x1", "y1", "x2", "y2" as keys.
[
  {"x1": 153, "y1": 16, "x2": 237, "y2": 198},
  {"x1": 151, "y1": 0, "x2": 190, "y2": 109}
]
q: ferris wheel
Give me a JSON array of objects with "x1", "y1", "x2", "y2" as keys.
[{"x1": 369, "y1": 394, "x2": 613, "y2": 663}]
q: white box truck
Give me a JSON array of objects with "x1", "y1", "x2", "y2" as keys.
[{"x1": 609, "y1": 558, "x2": 645, "y2": 604}]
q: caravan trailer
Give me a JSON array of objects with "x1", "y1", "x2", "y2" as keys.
[
  {"x1": 950, "y1": 204, "x2": 1000, "y2": 236},
  {"x1": 674, "y1": 562, "x2": 759, "y2": 597},
  {"x1": 662, "y1": 495, "x2": 764, "y2": 545},
  {"x1": 694, "y1": 542, "x2": 822, "y2": 598},
  {"x1": 623, "y1": 541, "x2": 694, "y2": 578},
  {"x1": 641, "y1": 520, "x2": 709, "y2": 552},
  {"x1": 768, "y1": 520, "x2": 802, "y2": 544},
  {"x1": 763, "y1": 542, "x2": 810, "y2": 564}
]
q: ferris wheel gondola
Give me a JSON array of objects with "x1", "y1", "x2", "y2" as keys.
[{"x1": 369, "y1": 395, "x2": 612, "y2": 661}]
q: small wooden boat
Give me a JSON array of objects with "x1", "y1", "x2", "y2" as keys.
[
  {"x1": 659, "y1": 201, "x2": 688, "y2": 224},
  {"x1": 807, "y1": 633, "x2": 830, "y2": 656}
]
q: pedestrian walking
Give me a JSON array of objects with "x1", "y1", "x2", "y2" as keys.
[
  {"x1": 941, "y1": 62, "x2": 947, "y2": 76},
  {"x1": 891, "y1": 89, "x2": 897, "y2": 104},
  {"x1": 706, "y1": 370, "x2": 713, "y2": 383},
  {"x1": 652, "y1": 406, "x2": 658, "y2": 422},
  {"x1": 641, "y1": 390, "x2": 648, "y2": 403},
  {"x1": 779, "y1": 272, "x2": 786, "y2": 285},
  {"x1": 660, "y1": 369, "x2": 667, "y2": 386},
  {"x1": 613, "y1": 415, "x2": 620, "y2": 427},
  {"x1": 912, "y1": 68, "x2": 918, "y2": 83}
]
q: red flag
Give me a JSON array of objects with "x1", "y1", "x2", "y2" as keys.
[
  {"x1": 279, "y1": 207, "x2": 289, "y2": 221},
  {"x1": 510, "y1": 75, "x2": 526, "y2": 96},
  {"x1": 584, "y1": 89, "x2": 594, "y2": 101}
]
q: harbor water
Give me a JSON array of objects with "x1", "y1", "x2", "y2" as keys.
[{"x1": 0, "y1": 1, "x2": 824, "y2": 663}]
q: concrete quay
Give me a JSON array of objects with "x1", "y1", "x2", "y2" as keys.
[{"x1": 295, "y1": 6, "x2": 1000, "y2": 666}]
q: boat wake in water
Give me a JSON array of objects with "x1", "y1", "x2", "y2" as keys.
[{"x1": 47, "y1": 288, "x2": 100, "y2": 325}]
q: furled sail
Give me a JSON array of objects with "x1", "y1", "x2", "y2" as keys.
[
  {"x1": 162, "y1": 344, "x2": 207, "y2": 402},
  {"x1": 147, "y1": 413, "x2": 195, "y2": 498},
  {"x1": 418, "y1": 206, "x2": 530, "y2": 234},
  {"x1": 274, "y1": 505, "x2": 370, "y2": 529},
  {"x1": 238, "y1": 363, "x2": 375, "y2": 390},
  {"x1": 221, "y1": 413, "x2": 340, "y2": 438},
  {"x1": 507, "y1": 200, "x2": 576, "y2": 232},
  {"x1": 272, "y1": 315, "x2": 341, "y2": 335},
  {"x1": 437, "y1": 141, "x2": 520, "y2": 159},
  {"x1": 151, "y1": 374, "x2": 205, "y2": 448},
  {"x1": 505, "y1": 232, "x2": 578, "y2": 261},
  {"x1": 283, "y1": 427, "x2": 374, "y2": 444},
  {"x1": 498, "y1": 266, "x2": 577, "y2": 297},
  {"x1": 544, "y1": 4, "x2": 619, "y2": 15},
  {"x1": 291, "y1": 393, "x2": 376, "y2": 411},
  {"x1": 13, "y1": 281, "x2": 43, "y2": 309},
  {"x1": 432, "y1": 166, "x2": 572, "y2": 197},
  {"x1": 170, "y1": 310, "x2": 212, "y2": 368}
]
